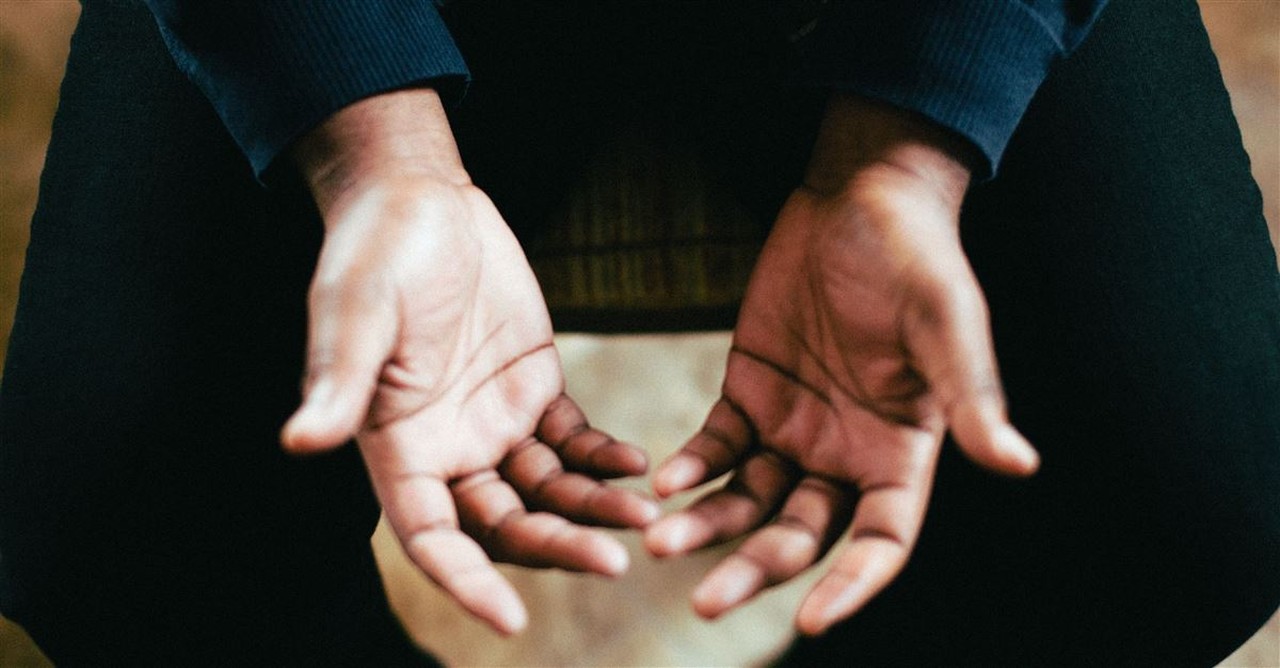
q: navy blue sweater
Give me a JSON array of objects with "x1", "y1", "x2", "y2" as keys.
[{"x1": 142, "y1": 0, "x2": 1108, "y2": 180}]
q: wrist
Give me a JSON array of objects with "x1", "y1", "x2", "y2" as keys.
[
  {"x1": 291, "y1": 87, "x2": 471, "y2": 216},
  {"x1": 803, "y1": 94, "x2": 976, "y2": 208}
]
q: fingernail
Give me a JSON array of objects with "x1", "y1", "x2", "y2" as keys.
[
  {"x1": 281, "y1": 379, "x2": 341, "y2": 450},
  {"x1": 496, "y1": 602, "x2": 528, "y2": 636}
]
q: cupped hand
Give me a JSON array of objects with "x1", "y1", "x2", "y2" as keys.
[
  {"x1": 279, "y1": 89, "x2": 658, "y2": 635},
  {"x1": 644, "y1": 95, "x2": 1039, "y2": 636}
]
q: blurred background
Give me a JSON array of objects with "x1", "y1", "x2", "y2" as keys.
[{"x1": 1, "y1": 1, "x2": 1277, "y2": 665}]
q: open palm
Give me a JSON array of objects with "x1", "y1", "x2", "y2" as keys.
[
  {"x1": 283, "y1": 174, "x2": 656, "y2": 635},
  {"x1": 646, "y1": 168, "x2": 1039, "y2": 635}
]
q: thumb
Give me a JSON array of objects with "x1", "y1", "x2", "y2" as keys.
[
  {"x1": 907, "y1": 278, "x2": 1040, "y2": 476},
  {"x1": 281, "y1": 277, "x2": 397, "y2": 453}
]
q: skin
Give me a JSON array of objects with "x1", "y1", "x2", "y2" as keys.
[
  {"x1": 279, "y1": 87, "x2": 1039, "y2": 638},
  {"x1": 644, "y1": 94, "x2": 1040, "y2": 636},
  {"x1": 279, "y1": 88, "x2": 659, "y2": 636}
]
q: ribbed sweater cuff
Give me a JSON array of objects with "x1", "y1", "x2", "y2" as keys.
[
  {"x1": 147, "y1": 0, "x2": 470, "y2": 180},
  {"x1": 796, "y1": 0, "x2": 1071, "y2": 180}
]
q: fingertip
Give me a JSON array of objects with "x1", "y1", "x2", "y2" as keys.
[
  {"x1": 691, "y1": 583, "x2": 726, "y2": 620},
  {"x1": 596, "y1": 492, "x2": 661, "y2": 529},
  {"x1": 576, "y1": 530, "x2": 632, "y2": 576},
  {"x1": 475, "y1": 580, "x2": 529, "y2": 636},
  {"x1": 953, "y1": 405, "x2": 1040, "y2": 477},
  {"x1": 629, "y1": 497, "x2": 662, "y2": 528},
  {"x1": 652, "y1": 455, "x2": 705, "y2": 498},
  {"x1": 999, "y1": 426, "x2": 1040, "y2": 476},
  {"x1": 279, "y1": 412, "x2": 344, "y2": 455},
  {"x1": 609, "y1": 448, "x2": 650, "y2": 479},
  {"x1": 794, "y1": 593, "x2": 832, "y2": 637},
  {"x1": 581, "y1": 440, "x2": 649, "y2": 478},
  {"x1": 279, "y1": 378, "x2": 361, "y2": 454},
  {"x1": 974, "y1": 424, "x2": 1040, "y2": 477},
  {"x1": 643, "y1": 514, "x2": 692, "y2": 557},
  {"x1": 795, "y1": 579, "x2": 863, "y2": 638},
  {"x1": 691, "y1": 559, "x2": 762, "y2": 620},
  {"x1": 279, "y1": 416, "x2": 306, "y2": 452},
  {"x1": 641, "y1": 529, "x2": 670, "y2": 558},
  {"x1": 599, "y1": 540, "x2": 630, "y2": 577},
  {"x1": 407, "y1": 530, "x2": 530, "y2": 636},
  {"x1": 617, "y1": 444, "x2": 650, "y2": 475},
  {"x1": 794, "y1": 609, "x2": 827, "y2": 637},
  {"x1": 492, "y1": 599, "x2": 529, "y2": 636},
  {"x1": 794, "y1": 611, "x2": 831, "y2": 638}
]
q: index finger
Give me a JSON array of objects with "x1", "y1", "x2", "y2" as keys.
[
  {"x1": 373, "y1": 468, "x2": 529, "y2": 635},
  {"x1": 794, "y1": 475, "x2": 934, "y2": 636}
]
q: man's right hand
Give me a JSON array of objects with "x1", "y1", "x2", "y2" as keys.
[{"x1": 280, "y1": 89, "x2": 658, "y2": 635}]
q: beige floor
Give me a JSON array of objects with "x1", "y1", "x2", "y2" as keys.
[{"x1": 1, "y1": 2, "x2": 1277, "y2": 666}]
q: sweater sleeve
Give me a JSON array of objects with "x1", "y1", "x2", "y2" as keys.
[
  {"x1": 795, "y1": 0, "x2": 1108, "y2": 179},
  {"x1": 143, "y1": 0, "x2": 470, "y2": 179}
]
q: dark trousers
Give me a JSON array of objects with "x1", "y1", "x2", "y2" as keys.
[{"x1": 2, "y1": 0, "x2": 1277, "y2": 665}]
